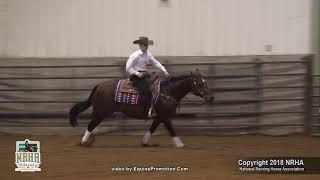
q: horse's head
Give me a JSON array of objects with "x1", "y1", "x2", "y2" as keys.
[{"x1": 189, "y1": 69, "x2": 214, "y2": 103}]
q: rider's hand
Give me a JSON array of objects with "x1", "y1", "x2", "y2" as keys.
[
  {"x1": 164, "y1": 71, "x2": 170, "y2": 78},
  {"x1": 138, "y1": 72, "x2": 146, "y2": 78}
]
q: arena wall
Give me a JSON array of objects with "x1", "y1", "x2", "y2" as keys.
[{"x1": 0, "y1": 0, "x2": 313, "y2": 57}]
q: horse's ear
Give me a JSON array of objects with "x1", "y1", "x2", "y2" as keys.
[
  {"x1": 190, "y1": 72, "x2": 194, "y2": 76},
  {"x1": 196, "y1": 68, "x2": 200, "y2": 74}
]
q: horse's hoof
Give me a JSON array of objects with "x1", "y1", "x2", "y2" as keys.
[
  {"x1": 176, "y1": 144, "x2": 184, "y2": 148},
  {"x1": 172, "y1": 137, "x2": 184, "y2": 148},
  {"x1": 80, "y1": 136, "x2": 95, "y2": 147}
]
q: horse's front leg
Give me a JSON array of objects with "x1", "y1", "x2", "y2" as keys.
[
  {"x1": 142, "y1": 117, "x2": 162, "y2": 146},
  {"x1": 162, "y1": 119, "x2": 184, "y2": 148}
]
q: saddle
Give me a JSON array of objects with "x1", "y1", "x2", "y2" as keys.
[
  {"x1": 118, "y1": 72, "x2": 158, "y2": 93},
  {"x1": 117, "y1": 78, "x2": 139, "y2": 93},
  {"x1": 114, "y1": 72, "x2": 161, "y2": 105}
]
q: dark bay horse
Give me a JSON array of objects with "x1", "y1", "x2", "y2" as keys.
[{"x1": 69, "y1": 69, "x2": 214, "y2": 148}]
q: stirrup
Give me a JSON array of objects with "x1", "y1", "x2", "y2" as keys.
[{"x1": 147, "y1": 107, "x2": 157, "y2": 119}]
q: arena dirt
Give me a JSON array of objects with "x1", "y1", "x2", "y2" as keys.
[{"x1": 0, "y1": 135, "x2": 319, "y2": 180}]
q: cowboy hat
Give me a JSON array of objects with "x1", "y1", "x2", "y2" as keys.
[{"x1": 133, "y1": 36, "x2": 154, "y2": 46}]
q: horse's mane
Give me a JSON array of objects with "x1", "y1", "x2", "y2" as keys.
[
  {"x1": 168, "y1": 74, "x2": 191, "y2": 81},
  {"x1": 161, "y1": 74, "x2": 192, "y2": 85}
]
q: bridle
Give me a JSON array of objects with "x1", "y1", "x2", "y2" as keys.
[
  {"x1": 164, "y1": 73, "x2": 208, "y2": 108},
  {"x1": 187, "y1": 74, "x2": 208, "y2": 105},
  {"x1": 192, "y1": 75, "x2": 207, "y2": 99}
]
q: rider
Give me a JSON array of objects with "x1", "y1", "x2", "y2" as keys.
[
  {"x1": 126, "y1": 36, "x2": 169, "y2": 118},
  {"x1": 24, "y1": 140, "x2": 32, "y2": 152}
]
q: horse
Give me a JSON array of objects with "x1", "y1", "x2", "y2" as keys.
[{"x1": 69, "y1": 69, "x2": 214, "y2": 148}]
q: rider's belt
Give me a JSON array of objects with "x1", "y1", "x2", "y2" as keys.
[{"x1": 138, "y1": 70, "x2": 146, "y2": 72}]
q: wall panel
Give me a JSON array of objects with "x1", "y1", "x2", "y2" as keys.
[{"x1": 1, "y1": 0, "x2": 312, "y2": 57}]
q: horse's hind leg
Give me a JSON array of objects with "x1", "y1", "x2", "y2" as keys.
[
  {"x1": 142, "y1": 118, "x2": 162, "y2": 146},
  {"x1": 81, "y1": 112, "x2": 105, "y2": 146},
  {"x1": 163, "y1": 119, "x2": 184, "y2": 148}
]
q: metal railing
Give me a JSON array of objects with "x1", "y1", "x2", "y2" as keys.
[{"x1": 312, "y1": 74, "x2": 320, "y2": 135}]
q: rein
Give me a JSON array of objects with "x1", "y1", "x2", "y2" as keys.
[{"x1": 162, "y1": 78, "x2": 181, "y2": 111}]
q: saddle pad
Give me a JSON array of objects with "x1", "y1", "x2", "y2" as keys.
[
  {"x1": 115, "y1": 91, "x2": 142, "y2": 105},
  {"x1": 114, "y1": 79, "x2": 161, "y2": 105}
]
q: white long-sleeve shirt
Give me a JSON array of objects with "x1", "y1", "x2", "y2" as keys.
[{"x1": 126, "y1": 49, "x2": 167, "y2": 76}]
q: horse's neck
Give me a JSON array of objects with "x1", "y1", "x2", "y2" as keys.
[{"x1": 165, "y1": 77, "x2": 192, "y2": 102}]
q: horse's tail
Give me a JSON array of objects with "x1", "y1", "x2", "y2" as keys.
[{"x1": 69, "y1": 85, "x2": 98, "y2": 127}]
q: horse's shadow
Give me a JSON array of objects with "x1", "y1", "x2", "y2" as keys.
[
  {"x1": 76, "y1": 143, "x2": 166, "y2": 149},
  {"x1": 73, "y1": 143, "x2": 206, "y2": 150}
]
